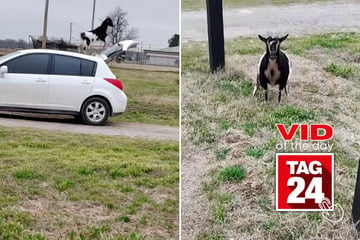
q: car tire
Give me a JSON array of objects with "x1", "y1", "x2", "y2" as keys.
[{"x1": 81, "y1": 97, "x2": 110, "y2": 125}]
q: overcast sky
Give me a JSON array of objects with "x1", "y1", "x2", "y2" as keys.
[{"x1": 0, "y1": 0, "x2": 179, "y2": 48}]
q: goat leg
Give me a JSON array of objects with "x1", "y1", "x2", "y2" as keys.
[
  {"x1": 253, "y1": 75, "x2": 260, "y2": 97},
  {"x1": 265, "y1": 90, "x2": 269, "y2": 102},
  {"x1": 278, "y1": 90, "x2": 282, "y2": 103},
  {"x1": 252, "y1": 84, "x2": 259, "y2": 97}
]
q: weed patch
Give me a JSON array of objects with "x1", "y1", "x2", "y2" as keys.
[
  {"x1": 215, "y1": 148, "x2": 230, "y2": 161},
  {"x1": 324, "y1": 63, "x2": 355, "y2": 79},
  {"x1": 243, "y1": 121, "x2": 258, "y2": 136},
  {"x1": 265, "y1": 105, "x2": 315, "y2": 128},
  {"x1": 245, "y1": 146, "x2": 266, "y2": 158},
  {"x1": 219, "y1": 165, "x2": 246, "y2": 182},
  {"x1": 14, "y1": 170, "x2": 42, "y2": 180}
]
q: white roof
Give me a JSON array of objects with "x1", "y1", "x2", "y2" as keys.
[{"x1": 15, "y1": 49, "x2": 102, "y2": 62}]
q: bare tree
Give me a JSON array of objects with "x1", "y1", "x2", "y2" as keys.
[{"x1": 107, "y1": 7, "x2": 138, "y2": 45}]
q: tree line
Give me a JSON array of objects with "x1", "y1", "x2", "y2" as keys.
[{"x1": 0, "y1": 39, "x2": 30, "y2": 49}]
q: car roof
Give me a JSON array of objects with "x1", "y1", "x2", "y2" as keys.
[{"x1": 14, "y1": 49, "x2": 102, "y2": 62}]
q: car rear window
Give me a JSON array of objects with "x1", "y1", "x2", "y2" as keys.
[
  {"x1": 52, "y1": 55, "x2": 96, "y2": 77},
  {"x1": 4, "y1": 54, "x2": 50, "y2": 74}
]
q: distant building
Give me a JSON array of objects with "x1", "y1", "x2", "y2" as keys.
[{"x1": 143, "y1": 46, "x2": 179, "y2": 67}]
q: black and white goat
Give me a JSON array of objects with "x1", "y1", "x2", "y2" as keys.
[
  {"x1": 80, "y1": 17, "x2": 114, "y2": 53},
  {"x1": 253, "y1": 34, "x2": 291, "y2": 103}
]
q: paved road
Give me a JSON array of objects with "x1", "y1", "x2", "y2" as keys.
[
  {"x1": 0, "y1": 113, "x2": 178, "y2": 141},
  {"x1": 182, "y1": 1, "x2": 360, "y2": 42}
]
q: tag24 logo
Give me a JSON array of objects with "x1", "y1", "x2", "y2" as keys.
[{"x1": 275, "y1": 124, "x2": 334, "y2": 211}]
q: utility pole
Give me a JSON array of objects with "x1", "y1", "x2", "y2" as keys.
[
  {"x1": 206, "y1": 0, "x2": 225, "y2": 73},
  {"x1": 42, "y1": 0, "x2": 49, "y2": 48},
  {"x1": 69, "y1": 22, "x2": 73, "y2": 44},
  {"x1": 91, "y1": 0, "x2": 96, "y2": 29}
]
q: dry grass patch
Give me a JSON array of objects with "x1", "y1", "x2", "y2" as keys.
[{"x1": 182, "y1": 33, "x2": 360, "y2": 239}]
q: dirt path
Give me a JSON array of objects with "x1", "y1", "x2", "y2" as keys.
[
  {"x1": 182, "y1": 1, "x2": 360, "y2": 42},
  {"x1": 0, "y1": 114, "x2": 178, "y2": 141}
]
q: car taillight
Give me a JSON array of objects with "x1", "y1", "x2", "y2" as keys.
[{"x1": 104, "y1": 78, "x2": 123, "y2": 91}]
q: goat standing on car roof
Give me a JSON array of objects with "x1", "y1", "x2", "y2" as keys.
[
  {"x1": 253, "y1": 34, "x2": 291, "y2": 103},
  {"x1": 80, "y1": 17, "x2": 114, "y2": 53}
]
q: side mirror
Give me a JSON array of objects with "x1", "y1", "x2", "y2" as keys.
[{"x1": 0, "y1": 65, "x2": 8, "y2": 78}]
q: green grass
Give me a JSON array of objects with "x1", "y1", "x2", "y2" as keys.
[
  {"x1": 243, "y1": 121, "x2": 258, "y2": 136},
  {"x1": 324, "y1": 63, "x2": 355, "y2": 79},
  {"x1": 226, "y1": 33, "x2": 360, "y2": 60},
  {"x1": 258, "y1": 196, "x2": 271, "y2": 212},
  {"x1": 111, "y1": 68, "x2": 179, "y2": 126},
  {"x1": 219, "y1": 73, "x2": 253, "y2": 97},
  {"x1": 219, "y1": 165, "x2": 246, "y2": 182},
  {"x1": 0, "y1": 127, "x2": 178, "y2": 239},
  {"x1": 265, "y1": 105, "x2": 316, "y2": 128},
  {"x1": 245, "y1": 139, "x2": 277, "y2": 159},
  {"x1": 215, "y1": 148, "x2": 230, "y2": 161},
  {"x1": 213, "y1": 194, "x2": 232, "y2": 223},
  {"x1": 182, "y1": 0, "x2": 334, "y2": 11},
  {"x1": 182, "y1": 43, "x2": 208, "y2": 74},
  {"x1": 286, "y1": 33, "x2": 360, "y2": 55},
  {"x1": 220, "y1": 120, "x2": 231, "y2": 131},
  {"x1": 245, "y1": 146, "x2": 266, "y2": 158}
]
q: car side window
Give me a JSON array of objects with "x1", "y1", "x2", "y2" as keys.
[
  {"x1": 52, "y1": 55, "x2": 96, "y2": 77},
  {"x1": 4, "y1": 54, "x2": 50, "y2": 74},
  {"x1": 81, "y1": 59, "x2": 96, "y2": 76},
  {"x1": 53, "y1": 55, "x2": 81, "y2": 76}
]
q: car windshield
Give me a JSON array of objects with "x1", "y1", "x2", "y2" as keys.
[{"x1": 0, "y1": 51, "x2": 22, "y2": 63}]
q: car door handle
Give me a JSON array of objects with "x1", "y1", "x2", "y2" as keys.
[
  {"x1": 36, "y1": 79, "x2": 46, "y2": 82},
  {"x1": 81, "y1": 80, "x2": 92, "y2": 85}
]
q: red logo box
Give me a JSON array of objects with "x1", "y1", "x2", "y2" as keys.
[{"x1": 276, "y1": 153, "x2": 334, "y2": 211}]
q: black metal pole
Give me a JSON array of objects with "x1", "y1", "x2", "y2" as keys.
[
  {"x1": 206, "y1": 0, "x2": 225, "y2": 73},
  {"x1": 353, "y1": 159, "x2": 360, "y2": 231}
]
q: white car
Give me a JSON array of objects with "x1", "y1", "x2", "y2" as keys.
[{"x1": 0, "y1": 48, "x2": 127, "y2": 125}]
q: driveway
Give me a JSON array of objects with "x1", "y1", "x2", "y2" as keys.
[
  {"x1": 0, "y1": 113, "x2": 178, "y2": 141},
  {"x1": 182, "y1": 1, "x2": 360, "y2": 42}
]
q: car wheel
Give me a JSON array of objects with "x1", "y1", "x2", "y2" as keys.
[{"x1": 81, "y1": 97, "x2": 110, "y2": 125}]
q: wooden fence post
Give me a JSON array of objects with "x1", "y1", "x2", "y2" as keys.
[{"x1": 206, "y1": 0, "x2": 225, "y2": 73}]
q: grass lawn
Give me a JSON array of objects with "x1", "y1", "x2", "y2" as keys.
[
  {"x1": 111, "y1": 68, "x2": 179, "y2": 127},
  {"x1": 182, "y1": 0, "x2": 335, "y2": 11},
  {"x1": 182, "y1": 32, "x2": 360, "y2": 239},
  {"x1": 0, "y1": 127, "x2": 179, "y2": 239}
]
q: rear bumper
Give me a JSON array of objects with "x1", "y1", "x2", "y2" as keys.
[{"x1": 110, "y1": 91, "x2": 127, "y2": 115}]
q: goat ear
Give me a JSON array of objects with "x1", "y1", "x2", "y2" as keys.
[
  {"x1": 258, "y1": 35, "x2": 267, "y2": 42},
  {"x1": 279, "y1": 34, "x2": 289, "y2": 42}
]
